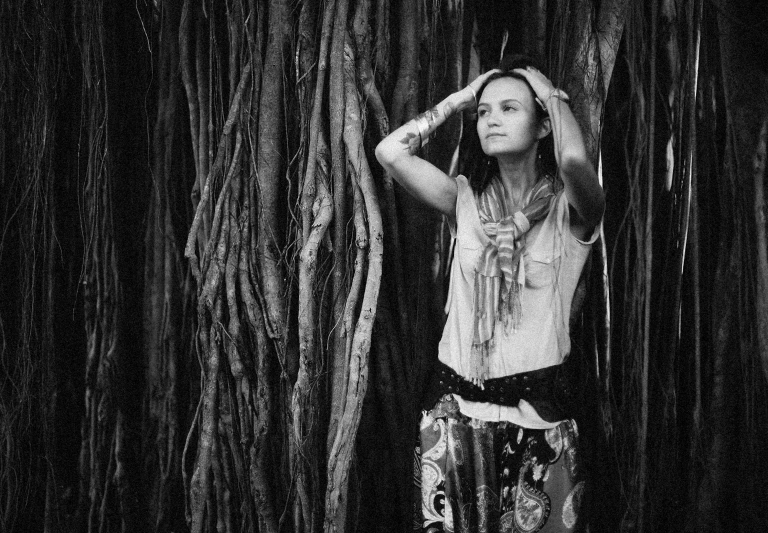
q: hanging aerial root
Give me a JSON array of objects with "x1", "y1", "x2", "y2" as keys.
[
  {"x1": 326, "y1": 0, "x2": 351, "y2": 463},
  {"x1": 184, "y1": 61, "x2": 252, "y2": 281},
  {"x1": 293, "y1": 131, "x2": 333, "y2": 533},
  {"x1": 324, "y1": 40, "x2": 383, "y2": 533},
  {"x1": 189, "y1": 302, "x2": 223, "y2": 533},
  {"x1": 179, "y1": 0, "x2": 200, "y2": 178},
  {"x1": 256, "y1": 0, "x2": 291, "y2": 343},
  {"x1": 753, "y1": 118, "x2": 768, "y2": 384},
  {"x1": 300, "y1": 0, "x2": 337, "y2": 244},
  {"x1": 294, "y1": 7, "x2": 335, "y2": 524},
  {"x1": 352, "y1": 0, "x2": 388, "y2": 139},
  {"x1": 343, "y1": 176, "x2": 368, "y2": 361},
  {"x1": 199, "y1": 129, "x2": 244, "y2": 309}
]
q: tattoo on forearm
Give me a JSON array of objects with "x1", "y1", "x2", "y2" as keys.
[{"x1": 398, "y1": 131, "x2": 421, "y2": 155}]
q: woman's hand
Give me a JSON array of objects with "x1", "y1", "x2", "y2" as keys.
[
  {"x1": 512, "y1": 66, "x2": 556, "y2": 107},
  {"x1": 458, "y1": 69, "x2": 502, "y2": 111}
]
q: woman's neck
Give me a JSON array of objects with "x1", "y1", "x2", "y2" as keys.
[{"x1": 496, "y1": 152, "x2": 539, "y2": 207}]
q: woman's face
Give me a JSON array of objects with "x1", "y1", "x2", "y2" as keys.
[{"x1": 476, "y1": 77, "x2": 547, "y2": 158}]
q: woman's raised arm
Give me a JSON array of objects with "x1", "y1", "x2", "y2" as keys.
[
  {"x1": 513, "y1": 67, "x2": 606, "y2": 234},
  {"x1": 375, "y1": 70, "x2": 499, "y2": 218}
]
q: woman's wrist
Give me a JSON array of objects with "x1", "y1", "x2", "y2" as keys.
[
  {"x1": 402, "y1": 88, "x2": 475, "y2": 151},
  {"x1": 447, "y1": 87, "x2": 477, "y2": 114},
  {"x1": 464, "y1": 85, "x2": 477, "y2": 109},
  {"x1": 413, "y1": 114, "x2": 432, "y2": 146},
  {"x1": 545, "y1": 88, "x2": 570, "y2": 108},
  {"x1": 412, "y1": 93, "x2": 465, "y2": 147}
]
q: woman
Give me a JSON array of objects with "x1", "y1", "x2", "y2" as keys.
[{"x1": 375, "y1": 55, "x2": 604, "y2": 533}]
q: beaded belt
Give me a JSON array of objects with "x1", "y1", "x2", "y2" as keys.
[{"x1": 422, "y1": 357, "x2": 578, "y2": 423}]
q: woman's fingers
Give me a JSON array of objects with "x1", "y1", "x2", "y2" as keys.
[
  {"x1": 459, "y1": 69, "x2": 501, "y2": 110},
  {"x1": 469, "y1": 68, "x2": 501, "y2": 91},
  {"x1": 512, "y1": 67, "x2": 554, "y2": 101}
]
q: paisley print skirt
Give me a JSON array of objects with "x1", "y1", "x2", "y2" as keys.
[{"x1": 414, "y1": 395, "x2": 585, "y2": 533}]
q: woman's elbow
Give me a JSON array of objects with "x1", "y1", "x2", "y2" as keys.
[{"x1": 374, "y1": 140, "x2": 395, "y2": 169}]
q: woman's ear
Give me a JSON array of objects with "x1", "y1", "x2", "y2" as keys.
[{"x1": 538, "y1": 116, "x2": 552, "y2": 139}]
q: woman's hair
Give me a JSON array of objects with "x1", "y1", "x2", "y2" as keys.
[{"x1": 460, "y1": 54, "x2": 557, "y2": 194}]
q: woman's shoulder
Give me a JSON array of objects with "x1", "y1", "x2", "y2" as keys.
[
  {"x1": 452, "y1": 174, "x2": 471, "y2": 208},
  {"x1": 454, "y1": 175, "x2": 478, "y2": 215}
]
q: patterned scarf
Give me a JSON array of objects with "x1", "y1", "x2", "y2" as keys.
[{"x1": 470, "y1": 176, "x2": 556, "y2": 383}]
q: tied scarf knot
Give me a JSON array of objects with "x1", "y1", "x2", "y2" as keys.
[{"x1": 469, "y1": 176, "x2": 556, "y2": 384}]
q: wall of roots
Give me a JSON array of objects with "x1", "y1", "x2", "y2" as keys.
[{"x1": 1, "y1": 0, "x2": 767, "y2": 532}]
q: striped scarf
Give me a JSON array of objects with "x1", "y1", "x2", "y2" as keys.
[{"x1": 470, "y1": 176, "x2": 556, "y2": 383}]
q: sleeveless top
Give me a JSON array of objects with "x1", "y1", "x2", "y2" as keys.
[{"x1": 437, "y1": 175, "x2": 599, "y2": 428}]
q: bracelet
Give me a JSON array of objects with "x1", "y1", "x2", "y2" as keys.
[
  {"x1": 414, "y1": 115, "x2": 431, "y2": 147},
  {"x1": 545, "y1": 88, "x2": 570, "y2": 106}
]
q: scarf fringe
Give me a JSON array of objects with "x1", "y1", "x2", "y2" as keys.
[
  {"x1": 500, "y1": 280, "x2": 523, "y2": 332},
  {"x1": 468, "y1": 341, "x2": 491, "y2": 384},
  {"x1": 470, "y1": 277, "x2": 524, "y2": 384}
]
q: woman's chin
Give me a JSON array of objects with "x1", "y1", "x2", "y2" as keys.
[
  {"x1": 483, "y1": 146, "x2": 522, "y2": 158},
  {"x1": 481, "y1": 141, "x2": 538, "y2": 160},
  {"x1": 481, "y1": 143, "x2": 508, "y2": 157}
]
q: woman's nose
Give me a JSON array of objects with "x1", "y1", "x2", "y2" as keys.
[{"x1": 486, "y1": 110, "x2": 500, "y2": 126}]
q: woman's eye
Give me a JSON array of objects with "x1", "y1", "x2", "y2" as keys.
[
  {"x1": 478, "y1": 109, "x2": 488, "y2": 117},
  {"x1": 503, "y1": 105, "x2": 515, "y2": 112}
]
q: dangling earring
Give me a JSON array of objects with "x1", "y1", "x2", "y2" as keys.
[
  {"x1": 535, "y1": 151, "x2": 543, "y2": 178},
  {"x1": 483, "y1": 156, "x2": 495, "y2": 190},
  {"x1": 484, "y1": 155, "x2": 493, "y2": 175}
]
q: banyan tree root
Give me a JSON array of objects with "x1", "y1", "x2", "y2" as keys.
[
  {"x1": 293, "y1": 1, "x2": 336, "y2": 530},
  {"x1": 753, "y1": 118, "x2": 768, "y2": 384},
  {"x1": 327, "y1": 0, "x2": 352, "y2": 452},
  {"x1": 324, "y1": 40, "x2": 384, "y2": 533},
  {"x1": 180, "y1": 1, "x2": 294, "y2": 532},
  {"x1": 76, "y1": 0, "x2": 139, "y2": 530}
]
